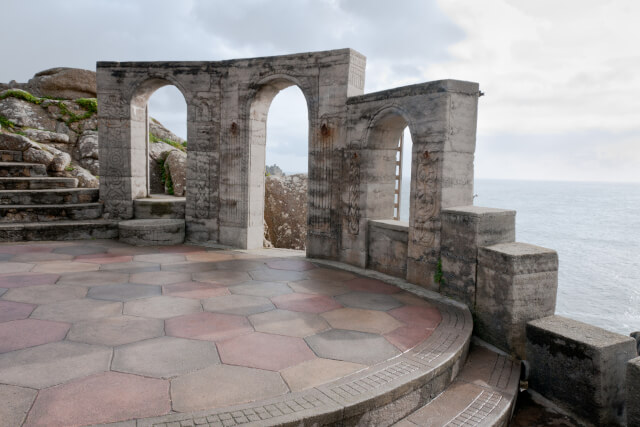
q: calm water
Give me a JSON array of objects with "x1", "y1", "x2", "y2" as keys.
[{"x1": 400, "y1": 179, "x2": 640, "y2": 335}]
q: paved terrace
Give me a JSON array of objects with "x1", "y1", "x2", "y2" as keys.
[{"x1": 0, "y1": 240, "x2": 474, "y2": 427}]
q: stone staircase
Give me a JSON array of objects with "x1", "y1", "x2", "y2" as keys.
[{"x1": 0, "y1": 150, "x2": 118, "y2": 241}]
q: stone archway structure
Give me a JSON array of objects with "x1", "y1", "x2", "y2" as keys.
[{"x1": 97, "y1": 49, "x2": 479, "y2": 289}]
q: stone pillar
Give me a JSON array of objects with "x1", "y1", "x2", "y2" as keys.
[
  {"x1": 475, "y1": 242, "x2": 557, "y2": 358},
  {"x1": 628, "y1": 357, "x2": 640, "y2": 427},
  {"x1": 440, "y1": 206, "x2": 515, "y2": 307},
  {"x1": 527, "y1": 316, "x2": 637, "y2": 426}
]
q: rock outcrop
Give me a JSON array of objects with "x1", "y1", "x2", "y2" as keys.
[
  {"x1": 0, "y1": 67, "x2": 97, "y2": 100},
  {"x1": 264, "y1": 173, "x2": 308, "y2": 250}
]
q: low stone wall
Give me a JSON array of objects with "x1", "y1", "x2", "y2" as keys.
[
  {"x1": 628, "y1": 357, "x2": 640, "y2": 426},
  {"x1": 367, "y1": 220, "x2": 408, "y2": 279},
  {"x1": 527, "y1": 315, "x2": 637, "y2": 426}
]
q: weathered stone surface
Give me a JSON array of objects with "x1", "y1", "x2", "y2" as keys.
[
  {"x1": 264, "y1": 173, "x2": 307, "y2": 250},
  {"x1": 0, "y1": 384, "x2": 37, "y2": 427},
  {"x1": 527, "y1": 315, "x2": 637, "y2": 426},
  {"x1": 0, "y1": 97, "x2": 57, "y2": 130},
  {"x1": 628, "y1": 357, "x2": 640, "y2": 427},
  {"x1": 119, "y1": 219, "x2": 185, "y2": 246},
  {"x1": 62, "y1": 162, "x2": 98, "y2": 188},
  {"x1": 367, "y1": 219, "x2": 408, "y2": 279},
  {"x1": 77, "y1": 130, "x2": 99, "y2": 174},
  {"x1": 164, "y1": 150, "x2": 186, "y2": 196},
  {"x1": 23, "y1": 128, "x2": 70, "y2": 144},
  {"x1": 148, "y1": 141, "x2": 177, "y2": 194},
  {"x1": 440, "y1": 206, "x2": 515, "y2": 307},
  {"x1": 28, "y1": 67, "x2": 97, "y2": 99},
  {"x1": 476, "y1": 242, "x2": 558, "y2": 358}
]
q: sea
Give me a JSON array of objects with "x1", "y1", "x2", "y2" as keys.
[{"x1": 400, "y1": 179, "x2": 640, "y2": 336}]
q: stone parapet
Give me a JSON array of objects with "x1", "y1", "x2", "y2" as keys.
[
  {"x1": 440, "y1": 206, "x2": 515, "y2": 307},
  {"x1": 627, "y1": 357, "x2": 640, "y2": 426},
  {"x1": 367, "y1": 219, "x2": 408, "y2": 279},
  {"x1": 475, "y1": 242, "x2": 557, "y2": 358},
  {"x1": 527, "y1": 315, "x2": 637, "y2": 426}
]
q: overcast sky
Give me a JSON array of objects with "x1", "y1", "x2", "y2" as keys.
[{"x1": 2, "y1": 0, "x2": 638, "y2": 182}]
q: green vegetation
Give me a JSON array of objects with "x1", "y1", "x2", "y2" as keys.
[
  {"x1": 158, "y1": 157, "x2": 174, "y2": 195},
  {"x1": 434, "y1": 258, "x2": 444, "y2": 285},
  {"x1": 75, "y1": 98, "x2": 98, "y2": 114},
  {"x1": 65, "y1": 165, "x2": 75, "y2": 172},
  {"x1": 0, "y1": 89, "x2": 42, "y2": 104},
  {"x1": 0, "y1": 89, "x2": 97, "y2": 127},
  {"x1": 150, "y1": 132, "x2": 187, "y2": 152},
  {"x1": 0, "y1": 114, "x2": 16, "y2": 129}
]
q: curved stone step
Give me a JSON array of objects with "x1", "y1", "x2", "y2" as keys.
[
  {"x1": 0, "y1": 150, "x2": 22, "y2": 162},
  {"x1": 0, "y1": 188, "x2": 99, "y2": 205},
  {"x1": 119, "y1": 218, "x2": 185, "y2": 246},
  {"x1": 0, "y1": 177, "x2": 78, "y2": 190},
  {"x1": 134, "y1": 196, "x2": 186, "y2": 219},
  {"x1": 0, "y1": 203, "x2": 102, "y2": 222},
  {"x1": 0, "y1": 219, "x2": 118, "y2": 242},
  {"x1": 393, "y1": 344, "x2": 521, "y2": 427},
  {"x1": 0, "y1": 161, "x2": 47, "y2": 177}
]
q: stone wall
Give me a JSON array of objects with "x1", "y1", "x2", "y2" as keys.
[{"x1": 367, "y1": 220, "x2": 408, "y2": 278}]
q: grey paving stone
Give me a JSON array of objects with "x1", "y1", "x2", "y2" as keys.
[
  {"x1": 0, "y1": 384, "x2": 37, "y2": 426},
  {"x1": 202, "y1": 294, "x2": 275, "y2": 316},
  {"x1": 3, "y1": 284, "x2": 87, "y2": 305},
  {"x1": 88, "y1": 283, "x2": 161, "y2": 302},
  {"x1": 99, "y1": 261, "x2": 160, "y2": 273},
  {"x1": 335, "y1": 291, "x2": 404, "y2": 311},
  {"x1": 0, "y1": 288, "x2": 7, "y2": 297},
  {"x1": 161, "y1": 262, "x2": 217, "y2": 273},
  {"x1": 229, "y1": 281, "x2": 293, "y2": 298},
  {"x1": 0, "y1": 253, "x2": 13, "y2": 261},
  {"x1": 124, "y1": 296, "x2": 202, "y2": 319},
  {"x1": 53, "y1": 245, "x2": 108, "y2": 256},
  {"x1": 112, "y1": 336, "x2": 220, "y2": 378},
  {"x1": 0, "y1": 341, "x2": 111, "y2": 389},
  {"x1": 31, "y1": 298, "x2": 123, "y2": 323},
  {"x1": 305, "y1": 329, "x2": 401, "y2": 365},
  {"x1": 56, "y1": 271, "x2": 129, "y2": 287},
  {"x1": 248, "y1": 269, "x2": 305, "y2": 282},
  {"x1": 67, "y1": 315, "x2": 165, "y2": 346}
]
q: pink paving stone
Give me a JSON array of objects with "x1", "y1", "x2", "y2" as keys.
[
  {"x1": 0, "y1": 319, "x2": 70, "y2": 353},
  {"x1": 388, "y1": 305, "x2": 442, "y2": 329},
  {"x1": 344, "y1": 277, "x2": 401, "y2": 294},
  {"x1": 73, "y1": 254, "x2": 134, "y2": 264},
  {"x1": 0, "y1": 245, "x2": 53, "y2": 255},
  {"x1": 0, "y1": 273, "x2": 59, "y2": 288},
  {"x1": 272, "y1": 293, "x2": 342, "y2": 313},
  {"x1": 158, "y1": 245, "x2": 204, "y2": 253},
  {"x1": 23, "y1": 371, "x2": 170, "y2": 427},
  {"x1": 265, "y1": 259, "x2": 317, "y2": 271},
  {"x1": 166, "y1": 312, "x2": 253, "y2": 342},
  {"x1": 163, "y1": 281, "x2": 230, "y2": 299},
  {"x1": 384, "y1": 325, "x2": 435, "y2": 351},
  {"x1": 0, "y1": 300, "x2": 36, "y2": 322},
  {"x1": 218, "y1": 332, "x2": 316, "y2": 371}
]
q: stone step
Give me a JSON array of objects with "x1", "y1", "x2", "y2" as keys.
[
  {"x1": 0, "y1": 161, "x2": 47, "y2": 177},
  {"x1": 393, "y1": 344, "x2": 521, "y2": 427},
  {"x1": 0, "y1": 177, "x2": 78, "y2": 190},
  {"x1": 0, "y1": 188, "x2": 99, "y2": 205},
  {"x1": 0, "y1": 219, "x2": 118, "y2": 242},
  {"x1": 0, "y1": 203, "x2": 102, "y2": 222},
  {"x1": 0, "y1": 150, "x2": 23, "y2": 162},
  {"x1": 134, "y1": 197, "x2": 186, "y2": 219},
  {"x1": 119, "y1": 218, "x2": 185, "y2": 246}
]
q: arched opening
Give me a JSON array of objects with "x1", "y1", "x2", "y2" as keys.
[
  {"x1": 248, "y1": 78, "x2": 310, "y2": 250},
  {"x1": 399, "y1": 127, "x2": 413, "y2": 222},
  {"x1": 130, "y1": 79, "x2": 188, "y2": 210}
]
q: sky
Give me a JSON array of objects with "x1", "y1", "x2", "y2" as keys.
[{"x1": 2, "y1": 0, "x2": 639, "y2": 183}]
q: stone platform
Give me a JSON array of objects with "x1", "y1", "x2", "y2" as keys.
[{"x1": 0, "y1": 240, "x2": 475, "y2": 427}]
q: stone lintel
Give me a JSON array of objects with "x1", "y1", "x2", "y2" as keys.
[{"x1": 346, "y1": 80, "x2": 480, "y2": 105}]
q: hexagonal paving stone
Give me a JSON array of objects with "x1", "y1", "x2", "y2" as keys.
[
  {"x1": 31, "y1": 299, "x2": 122, "y2": 323},
  {"x1": 3, "y1": 284, "x2": 87, "y2": 305},
  {"x1": 185, "y1": 251, "x2": 235, "y2": 262},
  {"x1": 134, "y1": 253, "x2": 186, "y2": 264},
  {"x1": 280, "y1": 358, "x2": 365, "y2": 392},
  {"x1": 0, "y1": 288, "x2": 6, "y2": 297},
  {"x1": 212, "y1": 259, "x2": 267, "y2": 271},
  {"x1": 271, "y1": 293, "x2": 343, "y2": 313},
  {"x1": 52, "y1": 245, "x2": 107, "y2": 256},
  {"x1": 193, "y1": 270, "x2": 251, "y2": 285},
  {"x1": 249, "y1": 309, "x2": 330, "y2": 338},
  {"x1": 0, "y1": 253, "x2": 13, "y2": 261},
  {"x1": 67, "y1": 315, "x2": 164, "y2": 346},
  {"x1": 32, "y1": 261, "x2": 99, "y2": 274},
  {"x1": 288, "y1": 279, "x2": 350, "y2": 296},
  {"x1": 306, "y1": 267, "x2": 356, "y2": 281},
  {"x1": 74, "y1": 253, "x2": 134, "y2": 264},
  {"x1": 265, "y1": 259, "x2": 316, "y2": 271},
  {"x1": 166, "y1": 312, "x2": 253, "y2": 342},
  {"x1": 384, "y1": 325, "x2": 435, "y2": 351},
  {"x1": 305, "y1": 329, "x2": 401, "y2": 365},
  {"x1": 55, "y1": 271, "x2": 129, "y2": 287},
  {"x1": 0, "y1": 300, "x2": 36, "y2": 322},
  {"x1": 0, "y1": 341, "x2": 112, "y2": 389},
  {"x1": 130, "y1": 271, "x2": 191, "y2": 285},
  {"x1": 100, "y1": 261, "x2": 160, "y2": 273},
  {"x1": 321, "y1": 308, "x2": 403, "y2": 334},
  {"x1": 344, "y1": 277, "x2": 401, "y2": 294},
  {"x1": 1, "y1": 262, "x2": 34, "y2": 274},
  {"x1": 388, "y1": 305, "x2": 442, "y2": 328},
  {"x1": 161, "y1": 262, "x2": 217, "y2": 273},
  {"x1": 0, "y1": 244, "x2": 52, "y2": 255},
  {"x1": 24, "y1": 371, "x2": 170, "y2": 426},
  {"x1": 11, "y1": 252, "x2": 73, "y2": 263},
  {"x1": 202, "y1": 294, "x2": 275, "y2": 316},
  {"x1": 0, "y1": 319, "x2": 69, "y2": 353},
  {"x1": 158, "y1": 244, "x2": 203, "y2": 253},
  {"x1": 171, "y1": 364, "x2": 289, "y2": 412},
  {"x1": 124, "y1": 296, "x2": 202, "y2": 319},
  {"x1": 163, "y1": 281, "x2": 229, "y2": 299},
  {"x1": 0, "y1": 273, "x2": 59, "y2": 288},
  {"x1": 218, "y1": 332, "x2": 315, "y2": 371},
  {"x1": 248, "y1": 269, "x2": 305, "y2": 282},
  {"x1": 88, "y1": 283, "x2": 161, "y2": 301},
  {"x1": 112, "y1": 336, "x2": 220, "y2": 378},
  {"x1": 392, "y1": 291, "x2": 433, "y2": 307},
  {"x1": 0, "y1": 384, "x2": 37, "y2": 427},
  {"x1": 229, "y1": 281, "x2": 293, "y2": 298},
  {"x1": 335, "y1": 291, "x2": 403, "y2": 311}
]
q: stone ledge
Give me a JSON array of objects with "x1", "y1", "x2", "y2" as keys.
[
  {"x1": 368, "y1": 219, "x2": 409, "y2": 232},
  {"x1": 118, "y1": 219, "x2": 185, "y2": 246}
]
